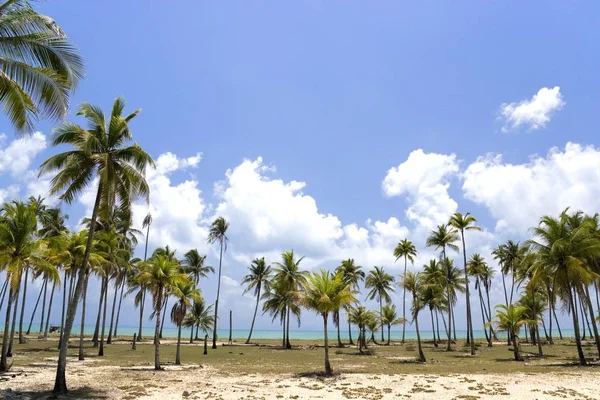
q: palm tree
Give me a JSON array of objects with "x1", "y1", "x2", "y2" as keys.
[
  {"x1": 347, "y1": 306, "x2": 377, "y2": 354},
  {"x1": 261, "y1": 277, "x2": 296, "y2": 348},
  {"x1": 0, "y1": 201, "x2": 58, "y2": 371},
  {"x1": 137, "y1": 254, "x2": 187, "y2": 370},
  {"x1": 335, "y1": 259, "x2": 364, "y2": 345},
  {"x1": 490, "y1": 305, "x2": 533, "y2": 361},
  {"x1": 365, "y1": 266, "x2": 395, "y2": 342},
  {"x1": 273, "y1": 250, "x2": 307, "y2": 348},
  {"x1": 299, "y1": 270, "x2": 355, "y2": 375},
  {"x1": 448, "y1": 212, "x2": 481, "y2": 356},
  {"x1": 0, "y1": 0, "x2": 84, "y2": 134},
  {"x1": 183, "y1": 299, "x2": 214, "y2": 344},
  {"x1": 138, "y1": 212, "x2": 152, "y2": 341},
  {"x1": 207, "y1": 216, "x2": 229, "y2": 349},
  {"x1": 422, "y1": 259, "x2": 445, "y2": 348},
  {"x1": 467, "y1": 254, "x2": 493, "y2": 347},
  {"x1": 39, "y1": 98, "x2": 153, "y2": 394},
  {"x1": 401, "y1": 271, "x2": 426, "y2": 362},
  {"x1": 182, "y1": 249, "x2": 214, "y2": 286},
  {"x1": 242, "y1": 257, "x2": 271, "y2": 344},
  {"x1": 394, "y1": 239, "x2": 417, "y2": 344},
  {"x1": 171, "y1": 280, "x2": 202, "y2": 365},
  {"x1": 380, "y1": 304, "x2": 404, "y2": 345},
  {"x1": 517, "y1": 287, "x2": 546, "y2": 356},
  {"x1": 527, "y1": 210, "x2": 600, "y2": 365}
]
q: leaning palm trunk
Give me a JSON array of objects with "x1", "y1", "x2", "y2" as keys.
[
  {"x1": 322, "y1": 313, "x2": 332, "y2": 375},
  {"x1": 415, "y1": 311, "x2": 425, "y2": 362},
  {"x1": 583, "y1": 285, "x2": 600, "y2": 358},
  {"x1": 53, "y1": 182, "x2": 103, "y2": 394},
  {"x1": 98, "y1": 277, "x2": 110, "y2": 356},
  {"x1": 79, "y1": 275, "x2": 89, "y2": 361},
  {"x1": 445, "y1": 286, "x2": 452, "y2": 351},
  {"x1": 44, "y1": 280, "x2": 57, "y2": 339},
  {"x1": 39, "y1": 278, "x2": 48, "y2": 336},
  {"x1": 92, "y1": 279, "x2": 106, "y2": 347},
  {"x1": 18, "y1": 268, "x2": 30, "y2": 344},
  {"x1": 430, "y1": 308, "x2": 437, "y2": 347},
  {"x1": 512, "y1": 334, "x2": 522, "y2": 361},
  {"x1": 567, "y1": 278, "x2": 586, "y2": 365},
  {"x1": 0, "y1": 282, "x2": 15, "y2": 371},
  {"x1": 58, "y1": 270, "x2": 68, "y2": 348},
  {"x1": 485, "y1": 284, "x2": 494, "y2": 345},
  {"x1": 113, "y1": 282, "x2": 125, "y2": 338},
  {"x1": 7, "y1": 283, "x2": 21, "y2": 356},
  {"x1": 107, "y1": 280, "x2": 120, "y2": 344},
  {"x1": 335, "y1": 310, "x2": 343, "y2": 347},
  {"x1": 0, "y1": 280, "x2": 7, "y2": 311},
  {"x1": 153, "y1": 286, "x2": 164, "y2": 370},
  {"x1": 159, "y1": 297, "x2": 168, "y2": 339},
  {"x1": 26, "y1": 279, "x2": 45, "y2": 335},
  {"x1": 212, "y1": 238, "x2": 224, "y2": 349}
]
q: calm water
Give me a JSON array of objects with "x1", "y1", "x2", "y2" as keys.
[{"x1": 18, "y1": 323, "x2": 575, "y2": 341}]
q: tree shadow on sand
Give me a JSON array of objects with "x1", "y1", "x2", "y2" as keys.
[{"x1": 1, "y1": 386, "x2": 109, "y2": 399}]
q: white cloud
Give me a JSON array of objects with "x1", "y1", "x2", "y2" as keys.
[
  {"x1": 0, "y1": 132, "x2": 47, "y2": 176},
  {"x1": 382, "y1": 149, "x2": 459, "y2": 231},
  {"x1": 462, "y1": 142, "x2": 600, "y2": 234},
  {"x1": 499, "y1": 86, "x2": 564, "y2": 132}
]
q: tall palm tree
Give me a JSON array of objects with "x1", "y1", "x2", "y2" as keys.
[
  {"x1": 422, "y1": 259, "x2": 444, "y2": 348},
  {"x1": 490, "y1": 305, "x2": 533, "y2": 361},
  {"x1": 527, "y1": 210, "x2": 600, "y2": 365},
  {"x1": 335, "y1": 259, "x2": 364, "y2": 345},
  {"x1": 137, "y1": 212, "x2": 152, "y2": 341},
  {"x1": 299, "y1": 270, "x2": 355, "y2": 375},
  {"x1": 0, "y1": 0, "x2": 84, "y2": 134},
  {"x1": 207, "y1": 216, "x2": 229, "y2": 349},
  {"x1": 393, "y1": 239, "x2": 417, "y2": 344},
  {"x1": 242, "y1": 257, "x2": 271, "y2": 344},
  {"x1": 347, "y1": 306, "x2": 376, "y2": 354},
  {"x1": 39, "y1": 98, "x2": 153, "y2": 394},
  {"x1": 401, "y1": 271, "x2": 426, "y2": 362},
  {"x1": 467, "y1": 254, "x2": 493, "y2": 347},
  {"x1": 170, "y1": 280, "x2": 202, "y2": 365},
  {"x1": 0, "y1": 201, "x2": 57, "y2": 371},
  {"x1": 448, "y1": 212, "x2": 481, "y2": 356},
  {"x1": 183, "y1": 299, "x2": 214, "y2": 343},
  {"x1": 273, "y1": 250, "x2": 307, "y2": 348},
  {"x1": 261, "y1": 277, "x2": 297, "y2": 348},
  {"x1": 380, "y1": 304, "x2": 404, "y2": 345},
  {"x1": 137, "y1": 254, "x2": 187, "y2": 370},
  {"x1": 182, "y1": 249, "x2": 214, "y2": 286},
  {"x1": 365, "y1": 266, "x2": 395, "y2": 342}
]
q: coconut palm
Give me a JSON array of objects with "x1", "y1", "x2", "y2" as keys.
[
  {"x1": 380, "y1": 304, "x2": 404, "y2": 345},
  {"x1": 242, "y1": 257, "x2": 271, "y2": 344},
  {"x1": 137, "y1": 212, "x2": 152, "y2": 341},
  {"x1": 467, "y1": 253, "x2": 493, "y2": 347},
  {"x1": 347, "y1": 306, "x2": 377, "y2": 354},
  {"x1": 490, "y1": 304, "x2": 533, "y2": 361},
  {"x1": 0, "y1": 0, "x2": 84, "y2": 134},
  {"x1": 422, "y1": 259, "x2": 445, "y2": 348},
  {"x1": 448, "y1": 212, "x2": 481, "y2": 356},
  {"x1": 518, "y1": 287, "x2": 547, "y2": 356},
  {"x1": 299, "y1": 270, "x2": 355, "y2": 375},
  {"x1": 183, "y1": 299, "x2": 214, "y2": 343},
  {"x1": 335, "y1": 259, "x2": 364, "y2": 345},
  {"x1": 136, "y1": 254, "x2": 187, "y2": 370},
  {"x1": 393, "y1": 239, "x2": 417, "y2": 343},
  {"x1": 365, "y1": 266, "x2": 395, "y2": 342},
  {"x1": 207, "y1": 216, "x2": 229, "y2": 349},
  {"x1": 182, "y1": 249, "x2": 214, "y2": 286},
  {"x1": 401, "y1": 271, "x2": 426, "y2": 362},
  {"x1": 39, "y1": 98, "x2": 153, "y2": 393},
  {"x1": 273, "y1": 250, "x2": 307, "y2": 348},
  {"x1": 170, "y1": 280, "x2": 202, "y2": 365}
]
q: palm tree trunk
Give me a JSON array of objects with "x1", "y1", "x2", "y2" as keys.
[
  {"x1": 228, "y1": 310, "x2": 232, "y2": 344},
  {"x1": 446, "y1": 286, "x2": 452, "y2": 351},
  {"x1": 0, "y1": 281, "x2": 15, "y2": 371},
  {"x1": 348, "y1": 310, "x2": 354, "y2": 345},
  {"x1": 578, "y1": 295, "x2": 588, "y2": 340},
  {"x1": 92, "y1": 278, "x2": 105, "y2": 347},
  {"x1": 501, "y1": 274, "x2": 509, "y2": 307},
  {"x1": 26, "y1": 278, "x2": 45, "y2": 335},
  {"x1": 541, "y1": 318, "x2": 549, "y2": 341},
  {"x1": 53, "y1": 181, "x2": 103, "y2": 395},
  {"x1": 440, "y1": 310, "x2": 449, "y2": 339},
  {"x1": 44, "y1": 280, "x2": 56, "y2": 340},
  {"x1": 379, "y1": 297, "x2": 384, "y2": 343},
  {"x1": 336, "y1": 311, "x2": 343, "y2": 348},
  {"x1": 553, "y1": 304, "x2": 563, "y2": 340},
  {"x1": 113, "y1": 281, "x2": 125, "y2": 338},
  {"x1": 212, "y1": 238, "x2": 224, "y2": 349},
  {"x1": 58, "y1": 270, "x2": 68, "y2": 349},
  {"x1": 435, "y1": 309, "x2": 441, "y2": 342},
  {"x1": 38, "y1": 278, "x2": 48, "y2": 336},
  {"x1": 159, "y1": 297, "x2": 168, "y2": 339},
  {"x1": 107, "y1": 279, "x2": 120, "y2": 344},
  {"x1": 18, "y1": 268, "x2": 30, "y2": 344},
  {"x1": 79, "y1": 275, "x2": 89, "y2": 361},
  {"x1": 532, "y1": 294, "x2": 543, "y2": 357},
  {"x1": 509, "y1": 267, "x2": 515, "y2": 306},
  {"x1": 582, "y1": 297, "x2": 593, "y2": 340},
  {"x1": 286, "y1": 305, "x2": 291, "y2": 349},
  {"x1": 478, "y1": 290, "x2": 491, "y2": 346},
  {"x1": 452, "y1": 297, "x2": 457, "y2": 342},
  {"x1": 281, "y1": 309, "x2": 286, "y2": 348},
  {"x1": 138, "y1": 289, "x2": 145, "y2": 341},
  {"x1": 153, "y1": 286, "x2": 163, "y2": 370},
  {"x1": 460, "y1": 231, "x2": 475, "y2": 356},
  {"x1": 387, "y1": 323, "x2": 391, "y2": 345},
  {"x1": 7, "y1": 284, "x2": 20, "y2": 357},
  {"x1": 189, "y1": 324, "x2": 194, "y2": 344},
  {"x1": 245, "y1": 284, "x2": 261, "y2": 344},
  {"x1": 323, "y1": 313, "x2": 332, "y2": 375},
  {"x1": 98, "y1": 277, "x2": 109, "y2": 356},
  {"x1": 567, "y1": 281, "x2": 586, "y2": 365},
  {"x1": 584, "y1": 285, "x2": 600, "y2": 358},
  {"x1": 175, "y1": 324, "x2": 182, "y2": 365},
  {"x1": 513, "y1": 334, "x2": 522, "y2": 361},
  {"x1": 415, "y1": 310, "x2": 425, "y2": 362},
  {"x1": 203, "y1": 334, "x2": 208, "y2": 355},
  {"x1": 430, "y1": 308, "x2": 437, "y2": 347},
  {"x1": 402, "y1": 255, "x2": 407, "y2": 343},
  {"x1": 195, "y1": 325, "x2": 199, "y2": 340},
  {"x1": 0, "y1": 280, "x2": 8, "y2": 312},
  {"x1": 485, "y1": 284, "x2": 494, "y2": 345}
]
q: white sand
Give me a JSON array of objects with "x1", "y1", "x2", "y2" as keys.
[{"x1": 1, "y1": 362, "x2": 599, "y2": 399}]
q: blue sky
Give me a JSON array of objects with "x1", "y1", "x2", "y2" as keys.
[{"x1": 2, "y1": 1, "x2": 600, "y2": 333}]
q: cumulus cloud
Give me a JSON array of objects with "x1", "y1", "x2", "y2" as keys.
[
  {"x1": 0, "y1": 132, "x2": 47, "y2": 176},
  {"x1": 462, "y1": 142, "x2": 600, "y2": 234},
  {"x1": 499, "y1": 86, "x2": 564, "y2": 132},
  {"x1": 382, "y1": 149, "x2": 459, "y2": 231}
]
